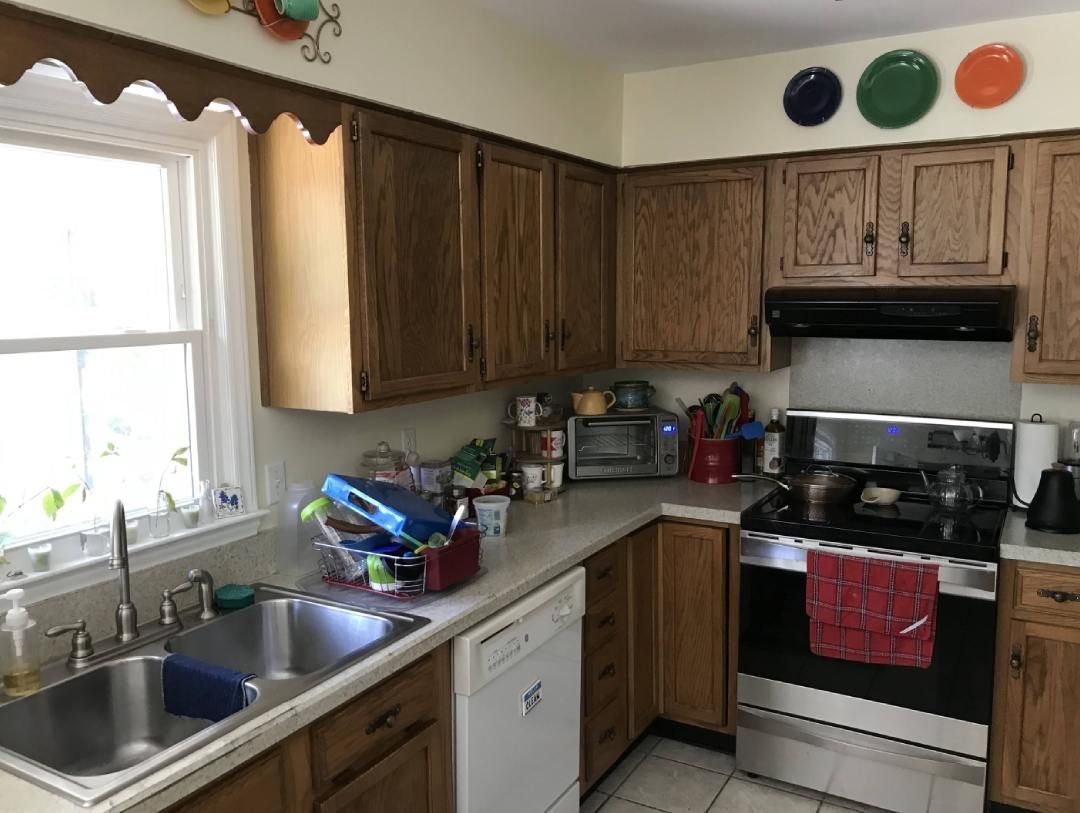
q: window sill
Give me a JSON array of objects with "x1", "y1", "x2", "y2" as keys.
[{"x1": 1, "y1": 510, "x2": 269, "y2": 604}]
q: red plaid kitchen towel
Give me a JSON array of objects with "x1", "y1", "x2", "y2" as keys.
[{"x1": 806, "y1": 551, "x2": 939, "y2": 669}]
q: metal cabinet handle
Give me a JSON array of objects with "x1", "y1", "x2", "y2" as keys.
[
  {"x1": 365, "y1": 703, "x2": 402, "y2": 735},
  {"x1": 560, "y1": 319, "x2": 570, "y2": 352},
  {"x1": 748, "y1": 316, "x2": 760, "y2": 348},
  {"x1": 1037, "y1": 588, "x2": 1080, "y2": 604},
  {"x1": 599, "y1": 726, "x2": 617, "y2": 744},
  {"x1": 600, "y1": 663, "x2": 617, "y2": 680},
  {"x1": 467, "y1": 324, "x2": 481, "y2": 363},
  {"x1": 544, "y1": 320, "x2": 556, "y2": 353},
  {"x1": 597, "y1": 565, "x2": 614, "y2": 581},
  {"x1": 599, "y1": 613, "x2": 617, "y2": 628},
  {"x1": 1010, "y1": 646, "x2": 1023, "y2": 679},
  {"x1": 1027, "y1": 316, "x2": 1040, "y2": 353},
  {"x1": 899, "y1": 222, "x2": 911, "y2": 257},
  {"x1": 864, "y1": 222, "x2": 876, "y2": 257}
]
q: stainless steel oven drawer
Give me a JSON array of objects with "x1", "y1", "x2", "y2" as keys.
[{"x1": 737, "y1": 705, "x2": 987, "y2": 813}]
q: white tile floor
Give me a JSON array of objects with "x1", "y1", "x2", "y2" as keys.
[{"x1": 582, "y1": 736, "x2": 888, "y2": 813}]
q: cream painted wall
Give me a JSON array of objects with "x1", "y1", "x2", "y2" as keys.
[
  {"x1": 623, "y1": 11, "x2": 1080, "y2": 166},
  {"x1": 13, "y1": 0, "x2": 624, "y2": 165}
]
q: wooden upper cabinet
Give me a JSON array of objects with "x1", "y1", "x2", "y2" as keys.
[
  {"x1": 1025, "y1": 139, "x2": 1080, "y2": 376},
  {"x1": 781, "y1": 155, "x2": 879, "y2": 278},
  {"x1": 896, "y1": 146, "x2": 1010, "y2": 277},
  {"x1": 355, "y1": 112, "x2": 482, "y2": 400},
  {"x1": 480, "y1": 143, "x2": 556, "y2": 383},
  {"x1": 622, "y1": 167, "x2": 766, "y2": 367},
  {"x1": 998, "y1": 620, "x2": 1080, "y2": 812},
  {"x1": 556, "y1": 162, "x2": 616, "y2": 372}
]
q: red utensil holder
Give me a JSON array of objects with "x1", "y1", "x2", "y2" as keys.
[
  {"x1": 688, "y1": 436, "x2": 739, "y2": 484},
  {"x1": 424, "y1": 527, "x2": 482, "y2": 591}
]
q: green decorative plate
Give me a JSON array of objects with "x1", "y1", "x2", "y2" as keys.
[{"x1": 857, "y1": 49, "x2": 939, "y2": 128}]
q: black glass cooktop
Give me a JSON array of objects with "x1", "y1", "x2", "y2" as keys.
[{"x1": 740, "y1": 489, "x2": 1007, "y2": 564}]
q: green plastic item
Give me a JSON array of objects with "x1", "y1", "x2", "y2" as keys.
[
  {"x1": 857, "y1": 49, "x2": 939, "y2": 129},
  {"x1": 215, "y1": 583, "x2": 255, "y2": 611}
]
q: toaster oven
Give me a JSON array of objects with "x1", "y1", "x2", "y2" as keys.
[{"x1": 567, "y1": 408, "x2": 680, "y2": 480}]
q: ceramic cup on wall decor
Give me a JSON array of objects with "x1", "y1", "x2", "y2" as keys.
[
  {"x1": 520, "y1": 464, "x2": 547, "y2": 491},
  {"x1": 540, "y1": 430, "x2": 566, "y2": 459},
  {"x1": 507, "y1": 395, "x2": 539, "y2": 427}
]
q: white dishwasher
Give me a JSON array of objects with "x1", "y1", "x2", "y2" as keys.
[{"x1": 454, "y1": 567, "x2": 585, "y2": 813}]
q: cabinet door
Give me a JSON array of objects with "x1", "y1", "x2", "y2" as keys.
[
  {"x1": 557, "y1": 162, "x2": 615, "y2": 372},
  {"x1": 896, "y1": 146, "x2": 1010, "y2": 277},
  {"x1": 622, "y1": 167, "x2": 765, "y2": 366},
  {"x1": 781, "y1": 155, "x2": 879, "y2": 278},
  {"x1": 660, "y1": 523, "x2": 728, "y2": 729},
  {"x1": 1025, "y1": 139, "x2": 1080, "y2": 376},
  {"x1": 356, "y1": 112, "x2": 482, "y2": 399},
  {"x1": 172, "y1": 736, "x2": 311, "y2": 813},
  {"x1": 480, "y1": 143, "x2": 556, "y2": 382},
  {"x1": 998, "y1": 620, "x2": 1080, "y2": 812},
  {"x1": 627, "y1": 524, "x2": 661, "y2": 738},
  {"x1": 316, "y1": 721, "x2": 450, "y2": 813}
]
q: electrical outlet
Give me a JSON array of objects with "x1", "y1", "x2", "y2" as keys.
[
  {"x1": 264, "y1": 461, "x2": 286, "y2": 505},
  {"x1": 401, "y1": 428, "x2": 417, "y2": 455}
]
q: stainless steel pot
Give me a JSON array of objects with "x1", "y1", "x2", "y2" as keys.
[{"x1": 735, "y1": 468, "x2": 859, "y2": 505}]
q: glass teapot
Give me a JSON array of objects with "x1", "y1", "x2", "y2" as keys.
[{"x1": 928, "y1": 465, "x2": 983, "y2": 513}]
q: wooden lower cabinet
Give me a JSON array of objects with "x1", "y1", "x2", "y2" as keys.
[
  {"x1": 627, "y1": 524, "x2": 661, "y2": 739},
  {"x1": 171, "y1": 646, "x2": 453, "y2": 813},
  {"x1": 992, "y1": 561, "x2": 1080, "y2": 813}
]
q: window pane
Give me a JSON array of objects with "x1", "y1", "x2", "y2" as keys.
[
  {"x1": 0, "y1": 345, "x2": 196, "y2": 539},
  {"x1": 0, "y1": 140, "x2": 177, "y2": 338}
]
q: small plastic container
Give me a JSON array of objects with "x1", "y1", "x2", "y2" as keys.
[
  {"x1": 473, "y1": 495, "x2": 510, "y2": 540},
  {"x1": 425, "y1": 528, "x2": 482, "y2": 591}
]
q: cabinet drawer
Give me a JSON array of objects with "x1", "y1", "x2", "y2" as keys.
[
  {"x1": 311, "y1": 653, "x2": 437, "y2": 788},
  {"x1": 585, "y1": 636, "x2": 624, "y2": 717},
  {"x1": 1014, "y1": 563, "x2": 1080, "y2": 623},
  {"x1": 584, "y1": 694, "x2": 627, "y2": 785},
  {"x1": 584, "y1": 591, "x2": 624, "y2": 655},
  {"x1": 585, "y1": 544, "x2": 623, "y2": 605}
]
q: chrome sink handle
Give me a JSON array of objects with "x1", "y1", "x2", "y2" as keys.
[
  {"x1": 187, "y1": 569, "x2": 217, "y2": 621},
  {"x1": 158, "y1": 581, "x2": 195, "y2": 627},
  {"x1": 46, "y1": 620, "x2": 95, "y2": 669}
]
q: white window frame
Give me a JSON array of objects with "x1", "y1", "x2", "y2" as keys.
[{"x1": 0, "y1": 69, "x2": 263, "y2": 601}]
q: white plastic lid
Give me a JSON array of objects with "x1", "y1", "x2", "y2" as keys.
[
  {"x1": 2, "y1": 589, "x2": 29, "y2": 630},
  {"x1": 770, "y1": 407, "x2": 781, "y2": 421}
]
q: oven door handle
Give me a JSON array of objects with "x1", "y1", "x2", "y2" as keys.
[
  {"x1": 738, "y1": 706, "x2": 986, "y2": 785},
  {"x1": 580, "y1": 419, "x2": 653, "y2": 428}
]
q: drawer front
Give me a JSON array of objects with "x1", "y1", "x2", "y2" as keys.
[
  {"x1": 311, "y1": 653, "x2": 437, "y2": 788},
  {"x1": 584, "y1": 694, "x2": 628, "y2": 785},
  {"x1": 585, "y1": 636, "x2": 624, "y2": 716},
  {"x1": 584, "y1": 591, "x2": 624, "y2": 655},
  {"x1": 585, "y1": 544, "x2": 622, "y2": 605},
  {"x1": 1015, "y1": 564, "x2": 1080, "y2": 623}
]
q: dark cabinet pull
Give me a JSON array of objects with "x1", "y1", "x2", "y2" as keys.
[
  {"x1": 467, "y1": 324, "x2": 481, "y2": 363},
  {"x1": 544, "y1": 320, "x2": 555, "y2": 353},
  {"x1": 599, "y1": 726, "x2": 617, "y2": 744},
  {"x1": 1037, "y1": 588, "x2": 1080, "y2": 603},
  {"x1": 1009, "y1": 646, "x2": 1023, "y2": 679},
  {"x1": 1027, "y1": 316, "x2": 1040, "y2": 353},
  {"x1": 748, "y1": 316, "x2": 760, "y2": 348},
  {"x1": 599, "y1": 612, "x2": 617, "y2": 628},
  {"x1": 899, "y1": 222, "x2": 911, "y2": 257},
  {"x1": 600, "y1": 663, "x2": 616, "y2": 680},
  {"x1": 864, "y1": 222, "x2": 876, "y2": 257},
  {"x1": 597, "y1": 565, "x2": 614, "y2": 581},
  {"x1": 365, "y1": 703, "x2": 401, "y2": 735},
  {"x1": 560, "y1": 319, "x2": 570, "y2": 352}
]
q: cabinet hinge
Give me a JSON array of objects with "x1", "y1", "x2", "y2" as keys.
[
  {"x1": 360, "y1": 370, "x2": 370, "y2": 397},
  {"x1": 350, "y1": 118, "x2": 359, "y2": 143},
  {"x1": 479, "y1": 356, "x2": 488, "y2": 379},
  {"x1": 476, "y1": 144, "x2": 484, "y2": 172},
  {"x1": 1008, "y1": 150, "x2": 1015, "y2": 170},
  {"x1": 779, "y1": 256, "x2": 785, "y2": 271},
  {"x1": 1003, "y1": 250, "x2": 1009, "y2": 269},
  {"x1": 782, "y1": 168, "x2": 787, "y2": 184}
]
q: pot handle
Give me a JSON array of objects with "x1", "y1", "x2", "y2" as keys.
[
  {"x1": 805, "y1": 464, "x2": 858, "y2": 483},
  {"x1": 603, "y1": 390, "x2": 617, "y2": 410},
  {"x1": 733, "y1": 474, "x2": 791, "y2": 491}
]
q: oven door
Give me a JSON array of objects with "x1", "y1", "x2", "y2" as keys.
[{"x1": 568, "y1": 417, "x2": 658, "y2": 479}]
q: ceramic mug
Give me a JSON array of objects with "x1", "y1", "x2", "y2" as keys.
[
  {"x1": 612, "y1": 380, "x2": 656, "y2": 411},
  {"x1": 520, "y1": 463, "x2": 547, "y2": 491},
  {"x1": 540, "y1": 430, "x2": 566, "y2": 459},
  {"x1": 274, "y1": 0, "x2": 319, "y2": 21},
  {"x1": 549, "y1": 461, "x2": 565, "y2": 489},
  {"x1": 507, "y1": 395, "x2": 539, "y2": 427}
]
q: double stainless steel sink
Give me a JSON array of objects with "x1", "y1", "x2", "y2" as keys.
[{"x1": 0, "y1": 585, "x2": 426, "y2": 806}]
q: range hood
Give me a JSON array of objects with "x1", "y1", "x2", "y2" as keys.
[{"x1": 764, "y1": 286, "x2": 1016, "y2": 342}]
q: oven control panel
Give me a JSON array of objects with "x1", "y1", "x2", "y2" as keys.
[{"x1": 659, "y1": 416, "x2": 679, "y2": 475}]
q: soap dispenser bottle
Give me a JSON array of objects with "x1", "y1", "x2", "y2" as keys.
[{"x1": 1, "y1": 588, "x2": 41, "y2": 697}]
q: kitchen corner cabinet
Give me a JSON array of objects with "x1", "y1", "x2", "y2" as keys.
[
  {"x1": 556, "y1": 162, "x2": 616, "y2": 372},
  {"x1": 991, "y1": 561, "x2": 1080, "y2": 813},
  {"x1": 620, "y1": 166, "x2": 767, "y2": 369},
  {"x1": 479, "y1": 143, "x2": 556, "y2": 383}
]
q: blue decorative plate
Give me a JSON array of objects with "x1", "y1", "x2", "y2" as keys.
[{"x1": 784, "y1": 67, "x2": 843, "y2": 127}]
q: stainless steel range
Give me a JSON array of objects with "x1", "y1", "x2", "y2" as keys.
[{"x1": 737, "y1": 410, "x2": 1014, "y2": 813}]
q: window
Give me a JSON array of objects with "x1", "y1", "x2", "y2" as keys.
[{"x1": 0, "y1": 67, "x2": 257, "y2": 590}]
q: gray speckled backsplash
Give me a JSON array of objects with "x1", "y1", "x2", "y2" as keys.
[
  {"x1": 789, "y1": 338, "x2": 1022, "y2": 420},
  {"x1": 29, "y1": 531, "x2": 276, "y2": 662}
]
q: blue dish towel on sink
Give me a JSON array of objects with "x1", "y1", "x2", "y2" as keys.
[{"x1": 162, "y1": 654, "x2": 254, "y2": 723}]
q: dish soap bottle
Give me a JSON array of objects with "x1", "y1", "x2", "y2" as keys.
[
  {"x1": 762, "y1": 408, "x2": 786, "y2": 477},
  {"x1": 1, "y1": 589, "x2": 41, "y2": 697}
]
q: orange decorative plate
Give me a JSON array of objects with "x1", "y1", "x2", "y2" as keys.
[
  {"x1": 955, "y1": 43, "x2": 1024, "y2": 109},
  {"x1": 253, "y1": 0, "x2": 310, "y2": 41}
]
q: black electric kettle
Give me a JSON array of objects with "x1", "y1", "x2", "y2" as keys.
[{"x1": 1027, "y1": 463, "x2": 1080, "y2": 533}]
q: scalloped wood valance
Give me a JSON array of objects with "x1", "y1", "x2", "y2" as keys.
[{"x1": 0, "y1": 1, "x2": 344, "y2": 144}]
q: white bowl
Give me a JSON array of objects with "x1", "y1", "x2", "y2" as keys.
[{"x1": 861, "y1": 487, "x2": 901, "y2": 506}]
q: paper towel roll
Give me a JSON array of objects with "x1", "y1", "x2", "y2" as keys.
[{"x1": 1015, "y1": 418, "x2": 1060, "y2": 506}]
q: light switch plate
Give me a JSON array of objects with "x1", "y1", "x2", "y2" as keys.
[{"x1": 264, "y1": 460, "x2": 286, "y2": 505}]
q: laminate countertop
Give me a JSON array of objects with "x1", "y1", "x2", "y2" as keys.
[
  {"x1": 0, "y1": 478, "x2": 773, "y2": 813},
  {"x1": 999, "y1": 510, "x2": 1080, "y2": 568}
]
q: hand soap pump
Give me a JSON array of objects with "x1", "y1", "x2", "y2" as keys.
[{"x1": 1, "y1": 588, "x2": 41, "y2": 697}]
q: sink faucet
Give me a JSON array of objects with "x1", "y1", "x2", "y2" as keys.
[
  {"x1": 109, "y1": 501, "x2": 138, "y2": 643},
  {"x1": 159, "y1": 568, "x2": 218, "y2": 625}
]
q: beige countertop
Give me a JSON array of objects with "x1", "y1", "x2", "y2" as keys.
[
  {"x1": 1000, "y1": 511, "x2": 1080, "y2": 568},
  {"x1": 0, "y1": 478, "x2": 773, "y2": 813}
]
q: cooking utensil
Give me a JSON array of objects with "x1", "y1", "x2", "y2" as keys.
[
  {"x1": 734, "y1": 468, "x2": 859, "y2": 505},
  {"x1": 1027, "y1": 463, "x2": 1080, "y2": 533},
  {"x1": 955, "y1": 43, "x2": 1024, "y2": 109},
  {"x1": 857, "y1": 49, "x2": 939, "y2": 128},
  {"x1": 447, "y1": 503, "x2": 466, "y2": 542},
  {"x1": 731, "y1": 421, "x2": 765, "y2": 441},
  {"x1": 783, "y1": 66, "x2": 843, "y2": 127}
]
